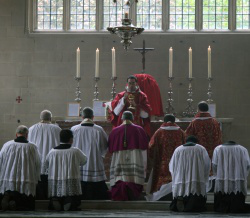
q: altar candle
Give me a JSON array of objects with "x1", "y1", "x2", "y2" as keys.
[
  {"x1": 76, "y1": 47, "x2": 80, "y2": 78},
  {"x1": 112, "y1": 47, "x2": 116, "y2": 77},
  {"x1": 169, "y1": 47, "x2": 173, "y2": 77},
  {"x1": 95, "y1": 48, "x2": 99, "y2": 78},
  {"x1": 208, "y1": 46, "x2": 211, "y2": 78},
  {"x1": 189, "y1": 47, "x2": 192, "y2": 78}
]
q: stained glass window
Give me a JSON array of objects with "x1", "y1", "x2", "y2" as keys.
[
  {"x1": 70, "y1": 0, "x2": 96, "y2": 30},
  {"x1": 37, "y1": 0, "x2": 63, "y2": 30},
  {"x1": 236, "y1": 0, "x2": 250, "y2": 29},
  {"x1": 203, "y1": 0, "x2": 229, "y2": 30},
  {"x1": 169, "y1": 0, "x2": 195, "y2": 30},
  {"x1": 136, "y1": 0, "x2": 162, "y2": 30}
]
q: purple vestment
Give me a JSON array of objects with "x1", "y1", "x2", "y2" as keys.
[
  {"x1": 108, "y1": 123, "x2": 149, "y2": 201},
  {"x1": 108, "y1": 123, "x2": 148, "y2": 153}
]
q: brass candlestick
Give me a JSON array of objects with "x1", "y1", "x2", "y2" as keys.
[
  {"x1": 183, "y1": 78, "x2": 196, "y2": 117},
  {"x1": 207, "y1": 77, "x2": 213, "y2": 104},
  {"x1": 166, "y1": 77, "x2": 175, "y2": 115},
  {"x1": 74, "y1": 76, "x2": 82, "y2": 116},
  {"x1": 75, "y1": 77, "x2": 81, "y2": 103},
  {"x1": 111, "y1": 76, "x2": 117, "y2": 100},
  {"x1": 93, "y1": 77, "x2": 100, "y2": 101}
]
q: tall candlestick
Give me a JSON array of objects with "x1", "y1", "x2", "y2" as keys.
[
  {"x1": 169, "y1": 47, "x2": 173, "y2": 77},
  {"x1": 112, "y1": 47, "x2": 116, "y2": 77},
  {"x1": 76, "y1": 47, "x2": 80, "y2": 78},
  {"x1": 183, "y1": 78, "x2": 196, "y2": 117},
  {"x1": 189, "y1": 47, "x2": 192, "y2": 78},
  {"x1": 208, "y1": 46, "x2": 211, "y2": 78},
  {"x1": 95, "y1": 48, "x2": 99, "y2": 78}
]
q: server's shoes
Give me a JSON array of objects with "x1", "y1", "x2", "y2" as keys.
[
  {"x1": 63, "y1": 202, "x2": 71, "y2": 211},
  {"x1": 9, "y1": 200, "x2": 17, "y2": 211},
  {"x1": 52, "y1": 198, "x2": 61, "y2": 211},
  {"x1": 1, "y1": 193, "x2": 10, "y2": 211},
  {"x1": 63, "y1": 197, "x2": 72, "y2": 211},
  {"x1": 176, "y1": 197, "x2": 184, "y2": 212}
]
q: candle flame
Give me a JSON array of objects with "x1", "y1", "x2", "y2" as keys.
[{"x1": 96, "y1": 48, "x2": 99, "y2": 51}]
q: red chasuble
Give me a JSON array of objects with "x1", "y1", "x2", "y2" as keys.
[
  {"x1": 185, "y1": 112, "x2": 222, "y2": 159},
  {"x1": 134, "y1": 74, "x2": 164, "y2": 117},
  {"x1": 148, "y1": 122, "x2": 185, "y2": 193},
  {"x1": 111, "y1": 90, "x2": 152, "y2": 136}
]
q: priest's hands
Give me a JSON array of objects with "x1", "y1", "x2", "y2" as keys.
[
  {"x1": 124, "y1": 93, "x2": 136, "y2": 110},
  {"x1": 124, "y1": 93, "x2": 135, "y2": 105},
  {"x1": 128, "y1": 99, "x2": 136, "y2": 107}
]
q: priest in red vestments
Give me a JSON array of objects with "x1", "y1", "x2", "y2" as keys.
[
  {"x1": 185, "y1": 101, "x2": 222, "y2": 159},
  {"x1": 134, "y1": 74, "x2": 164, "y2": 117},
  {"x1": 108, "y1": 111, "x2": 149, "y2": 201},
  {"x1": 148, "y1": 114, "x2": 185, "y2": 193},
  {"x1": 111, "y1": 75, "x2": 152, "y2": 136}
]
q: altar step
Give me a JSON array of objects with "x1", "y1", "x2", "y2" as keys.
[
  {"x1": 35, "y1": 200, "x2": 214, "y2": 211},
  {"x1": 34, "y1": 192, "x2": 250, "y2": 211}
]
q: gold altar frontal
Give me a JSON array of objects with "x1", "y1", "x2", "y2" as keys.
[{"x1": 54, "y1": 117, "x2": 233, "y2": 180}]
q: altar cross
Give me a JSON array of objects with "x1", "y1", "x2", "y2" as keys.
[{"x1": 133, "y1": 40, "x2": 154, "y2": 73}]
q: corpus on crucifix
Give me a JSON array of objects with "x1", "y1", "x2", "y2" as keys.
[
  {"x1": 131, "y1": 40, "x2": 164, "y2": 118},
  {"x1": 133, "y1": 40, "x2": 154, "y2": 73},
  {"x1": 16, "y1": 96, "x2": 22, "y2": 103}
]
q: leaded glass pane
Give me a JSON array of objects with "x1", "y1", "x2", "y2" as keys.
[
  {"x1": 136, "y1": 0, "x2": 162, "y2": 30},
  {"x1": 202, "y1": 0, "x2": 229, "y2": 30},
  {"x1": 103, "y1": 0, "x2": 127, "y2": 29},
  {"x1": 169, "y1": 0, "x2": 196, "y2": 30},
  {"x1": 236, "y1": 0, "x2": 250, "y2": 29},
  {"x1": 70, "y1": 0, "x2": 96, "y2": 30},
  {"x1": 36, "y1": 0, "x2": 63, "y2": 30}
]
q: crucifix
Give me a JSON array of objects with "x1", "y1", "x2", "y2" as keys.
[
  {"x1": 16, "y1": 96, "x2": 22, "y2": 103},
  {"x1": 133, "y1": 40, "x2": 154, "y2": 73}
]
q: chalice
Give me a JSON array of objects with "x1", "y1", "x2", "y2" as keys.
[{"x1": 128, "y1": 94, "x2": 136, "y2": 111}]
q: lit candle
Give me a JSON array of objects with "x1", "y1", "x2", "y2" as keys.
[
  {"x1": 208, "y1": 46, "x2": 211, "y2": 78},
  {"x1": 76, "y1": 47, "x2": 80, "y2": 78},
  {"x1": 169, "y1": 47, "x2": 173, "y2": 77},
  {"x1": 112, "y1": 47, "x2": 116, "y2": 77},
  {"x1": 95, "y1": 48, "x2": 99, "y2": 78},
  {"x1": 189, "y1": 47, "x2": 192, "y2": 78}
]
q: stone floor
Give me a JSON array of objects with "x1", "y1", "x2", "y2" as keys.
[
  {"x1": 1, "y1": 210, "x2": 250, "y2": 218},
  {"x1": 1, "y1": 191, "x2": 250, "y2": 218}
]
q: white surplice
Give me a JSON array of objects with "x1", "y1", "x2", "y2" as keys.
[
  {"x1": 169, "y1": 144, "x2": 210, "y2": 198},
  {"x1": 46, "y1": 147, "x2": 87, "y2": 197},
  {"x1": 0, "y1": 141, "x2": 41, "y2": 196},
  {"x1": 212, "y1": 144, "x2": 250, "y2": 196},
  {"x1": 71, "y1": 123, "x2": 108, "y2": 182},
  {"x1": 28, "y1": 123, "x2": 61, "y2": 175}
]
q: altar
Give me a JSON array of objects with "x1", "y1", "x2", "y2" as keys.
[{"x1": 54, "y1": 117, "x2": 233, "y2": 180}]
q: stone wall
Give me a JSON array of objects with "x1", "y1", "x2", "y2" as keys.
[{"x1": 1, "y1": 1, "x2": 250, "y2": 179}]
